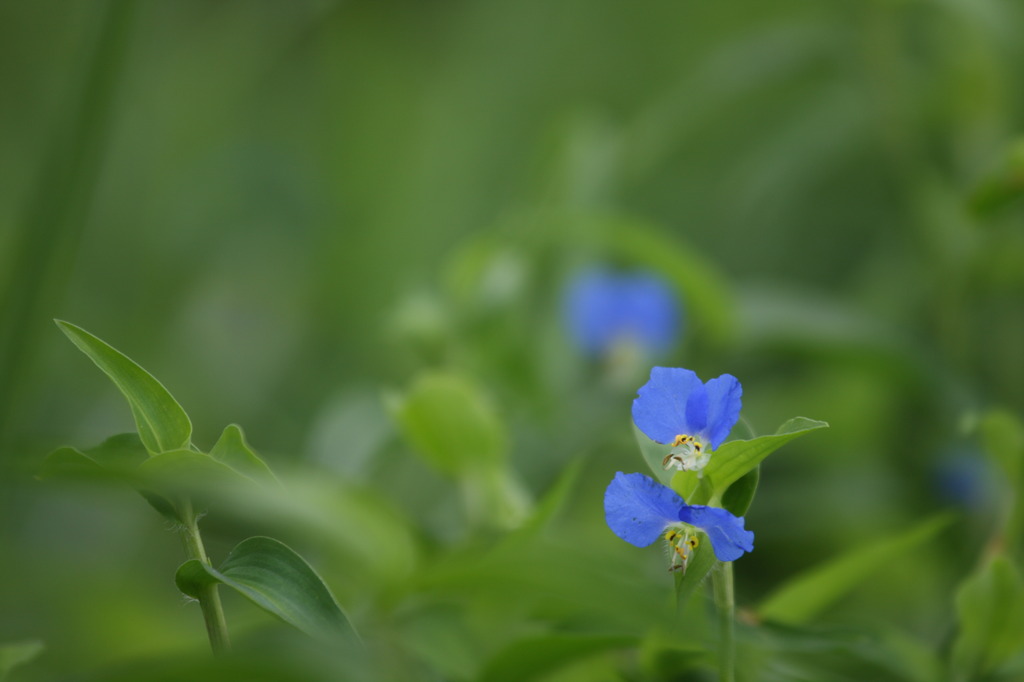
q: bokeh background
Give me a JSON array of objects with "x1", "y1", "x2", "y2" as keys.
[{"x1": 2, "y1": 1, "x2": 1023, "y2": 680}]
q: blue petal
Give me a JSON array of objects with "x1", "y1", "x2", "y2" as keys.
[
  {"x1": 604, "y1": 472, "x2": 685, "y2": 547},
  {"x1": 564, "y1": 268, "x2": 682, "y2": 357},
  {"x1": 678, "y1": 505, "x2": 754, "y2": 562},
  {"x1": 618, "y1": 274, "x2": 681, "y2": 354},
  {"x1": 703, "y1": 374, "x2": 742, "y2": 449},
  {"x1": 632, "y1": 367, "x2": 707, "y2": 444},
  {"x1": 564, "y1": 269, "x2": 621, "y2": 356}
]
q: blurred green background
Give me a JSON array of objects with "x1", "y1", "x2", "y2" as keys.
[{"x1": 2, "y1": 1, "x2": 1023, "y2": 680}]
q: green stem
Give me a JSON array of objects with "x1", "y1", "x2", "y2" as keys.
[
  {"x1": 712, "y1": 561, "x2": 736, "y2": 682},
  {"x1": 179, "y1": 500, "x2": 230, "y2": 655}
]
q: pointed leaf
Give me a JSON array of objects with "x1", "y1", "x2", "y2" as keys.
[
  {"x1": 56, "y1": 320, "x2": 191, "y2": 453},
  {"x1": 176, "y1": 536, "x2": 357, "y2": 641},
  {"x1": 951, "y1": 555, "x2": 1024, "y2": 680},
  {"x1": 704, "y1": 417, "x2": 828, "y2": 495},
  {"x1": 633, "y1": 424, "x2": 674, "y2": 485},
  {"x1": 210, "y1": 424, "x2": 279, "y2": 486},
  {"x1": 758, "y1": 514, "x2": 951, "y2": 625}
]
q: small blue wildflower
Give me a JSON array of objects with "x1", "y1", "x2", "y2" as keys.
[
  {"x1": 604, "y1": 472, "x2": 753, "y2": 568},
  {"x1": 564, "y1": 268, "x2": 682, "y2": 357},
  {"x1": 632, "y1": 367, "x2": 742, "y2": 472}
]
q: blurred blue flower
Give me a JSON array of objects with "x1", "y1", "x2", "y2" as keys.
[
  {"x1": 564, "y1": 268, "x2": 681, "y2": 357},
  {"x1": 632, "y1": 367, "x2": 742, "y2": 472},
  {"x1": 604, "y1": 472, "x2": 753, "y2": 567}
]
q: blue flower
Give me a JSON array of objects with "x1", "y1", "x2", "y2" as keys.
[
  {"x1": 564, "y1": 268, "x2": 682, "y2": 357},
  {"x1": 604, "y1": 472, "x2": 753, "y2": 567},
  {"x1": 632, "y1": 367, "x2": 742, "y2": 472}
]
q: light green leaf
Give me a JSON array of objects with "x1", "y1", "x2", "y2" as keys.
[
  {"x1": 0, "y1": 639, "x2": 44, "y2": 682},
  {"x1": 704, "y1": 417, "x2": 829, "y2": 496},
  {"x1": 758, "y1": 514, "x2": 952, "y2": 625},
  {"x1": 175, "y1": 536, "x2": 357, "y2": 641},
  {"x1": 477, "y1": 633, "x2": 637, "y2": 682},
  {"x1": 138, "y1": 448, "x2": 259, "y2": 498},
  {"x1": 390, "y1": 372, "x2": 506, "y2": 476},
  {"x1": 979, "y1": 409, "x2": 1024, "y2": 485},
  {"x1": 55, "y1": 320, "x2": 191, "y2": 454},
  {"x1": 633, "y1": 424, "x2": 674, "y2": 486},
  {"x1": 951, "y1": 555, "x2": 1024, "y2": 680},
  {"x1": 209, "y1": 424, "x2": 279, "y2": 486}
]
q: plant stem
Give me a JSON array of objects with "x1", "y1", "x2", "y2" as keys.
[
  {"x1": 179, "y1": 500, "x2": 230, "y2": 655},
  {"x1": 712, "y1": 561, "x2": 736, "y2": 682}
]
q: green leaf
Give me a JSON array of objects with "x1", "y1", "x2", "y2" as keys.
[
  {"x1": 669, "y1": 469, "x2": 713, "y2": 506},
  {"x1": 138, "y1": 448, "x2": 261, "y2": 500},
  {"x1": 390, "y1": 372, "x2": 506, "y2": 476},
  {"x1": 633, "y1": 424, "x2": 674, "y2": 486},
  {"x1": 703, "y1": 417, "x2": 829, "y2": 496},
  {"x1": 979, "y1": 409, "x2": 1024, "y2": 484},
  {"x1": 209, "y1": 424, "x2": 279, "y2": 486},
  {"x1": 721, "y1": 466, "x2": 760, "y2": 517},
  {"x1": 674, "y1": 543, "x2": 716, "y2": 611},
  {"x1": 951, "y1": 555, "x2": 1024, "y2": 680},
  {"x1": 55, "y1": 320, "x2": 191, "y2": 454},
  {"x1": 176, "y1": 536, "x2": 357, "y2": 641},
  {"x1": 39, "y1": 432, "x2": 148, "y2": 482},
  {"x1": 0, "y1": 640, "x2": 44, "y2": 682},
  {"x1": 757, "y1": 514, "x2": 952, "y2": 625},
  {"x1": 477, "y1": 633, "x2": 637, "y2": 682}
]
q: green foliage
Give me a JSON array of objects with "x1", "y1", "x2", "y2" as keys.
[
  {"x1": 0, "y1": 640, "x2": 44, "y2": 682},
  {"x1": 670, "y1": 418, "x2": 829, "y2": 504},
  {"x1": 757, "y1": 515, "x2": 952, "y2": 626},
  {"x1": 477, "y1": 633, "x2": 637, "y2": 682},
  {"x1": 176, "y1": 536, "x2": 358, "y2": 642},
  {"x1": 951, "y1": 555, "x2": 1024, "y2": 681},
  {"x1": 391, "y1": 372, "x2": 506, "y2": 476},
  {"x1": 55, "y1": 320, "x2": 192, "y2": 454},
  {"x1": 674, "y1": 541, "x2": 716, "y2": 610}
]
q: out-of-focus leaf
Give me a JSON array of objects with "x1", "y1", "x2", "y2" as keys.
[
  {"x1": 721, "y1": 466, "x2": 760, "y2": 517},
  {"x1": 951, "y1": 555, "x2": 1024, "y2": 680},
  {"x1": 0, "y1": 639, "x2": 44, "y2": 682},
  {"x1": 969, "y1": 138, "x2": 1024, "y2": 216},
  {"x1": 137, "y1": 448, "x2": 260, "y2": 500},
  {"x1": 209, "y1": 424, "x2": 278, "y2": 486},
  {"x1": 705, "y1": 417, "x2": 828, "y2": 496},
  {"x1": 390, "y1": 372, "x2": 506, "y2": 476},
  {"x1": 477, "y1": 633, "x2": 637, "y2": 682},
  {"x1": 758, "y1": 514, "x2": 952, "y2": 625},
  {"x1": 56, "y1": 320, "x2": 191, "y2": 454},
  {"x1": 979, "y1": 409, "x2": 1024, "y2": 484},
  {"x1": 39, "y1": 433, "x2": 148, "y2": 482},
  {"x1": 176, "y1": 536, "x2": 357, "y2": 642},
  {"x1": 674, "y1": 544, "x2": 716, "y2": 611}
]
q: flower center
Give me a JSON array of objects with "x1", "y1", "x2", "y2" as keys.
[
  {"x1": 664, "y1": 526, "x2": 700, "y2": 572},
  {"x1": 662, "y1": 434, "x2": 711, "y2": 473}
]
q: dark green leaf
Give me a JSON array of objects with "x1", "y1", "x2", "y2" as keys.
[
  {"x1": 758, "y1": 514, "x2": 952, "y2": 625},
  {"x1": 55, "y1": 320, "x2": 191, "y2": 454},
  {"x1": 704, "y1": 417, "x2": 828, "y2": 496},
  {"x1": 674, "y1": 544, "x2": 716, "y2": 611},
  {"x1": 951, "y1": 555, "x2": 1024, "y2": 680},
  {"x1": 391, "y1": 372, "x2": 506, "y2": 476},
  {"x1": 209, "y1": 424, "x2": 279, "y2": 486},
  {"x1": 175, "y1": 536, "x2": 357, "y2": 641},
  {"x1": 0, "y1": 639, "x2": 44, "y2": 682},
  {"x1": 478, "y1": 633, "x2": 637, "y2": 682},
  {"x1": 721, "y1": 466, "x2": 760, "y2": 516}
]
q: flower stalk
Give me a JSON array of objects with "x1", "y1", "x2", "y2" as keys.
[
  {"x1": 712, "y1": 561, "x2": 736, "y2": 682},
  {"x1": 178, "y1": 499, "x2": 230, "y2": 655}
]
